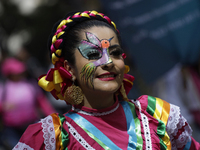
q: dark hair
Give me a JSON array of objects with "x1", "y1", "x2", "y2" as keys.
[{"x1": 48, "y1": 12, "x2": 120, "y2": 66}]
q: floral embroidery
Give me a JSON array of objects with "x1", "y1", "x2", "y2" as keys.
[
  {"x1": 166, "y1": 104, "x2": 181, "y2": 136},
  {"x1": 66, "y1": 121, "x2": 95, "y2": 150},
  {"x1": 72, "y1": 103, "x2": 119, "y2": 116},
  {"x1": 166, "y1": 104, "x2": 192, "y2": 150},
  {"x1": 13, "y1": 142, "x2": 34, "y2": 150},
  {"x1": 176, "y1": 126, "x2": 192, "y2": 148},
  {"x1": 40, "y1": 115, "x2": 56, "y2": 150}
]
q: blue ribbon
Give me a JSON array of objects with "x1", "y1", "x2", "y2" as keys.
[
  {"x1": 120, "y1": 101, "x2": 137, "y2": 150},
  {"x1": 183, "y1": 137, "x2": 192, "y2": 150},
  {"x1": 66, "y1": 112, "x2": 122, "y2": 150}
]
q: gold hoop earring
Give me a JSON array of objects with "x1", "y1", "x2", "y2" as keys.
[{"x1": 64, "y1": 78, "x2": 84, "y2": 105}]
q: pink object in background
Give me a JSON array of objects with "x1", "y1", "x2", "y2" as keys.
[{"x1": 1, "y1": 58, "x2": 26, "y2": 76}]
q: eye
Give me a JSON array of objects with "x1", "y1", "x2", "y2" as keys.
[
  {"x1": 87, "y1": 50, "x2": 102, "y2": 60},
  {"x1": 109, "y1": 47, "x2": 123, "y2": 57}
]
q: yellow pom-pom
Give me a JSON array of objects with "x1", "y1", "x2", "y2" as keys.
[
  {"x1": 56, "y1": 49, "x2": 62, "y2": 56},
  {"x1": 81, "y1": 12, "x2": 90, "y2": 18},
  {"x1": 52, "y1": 35, "x2": 57, "y2": 44},
  {"x1": 111, "y1": 21, "x2": 117, "y2": 30}
]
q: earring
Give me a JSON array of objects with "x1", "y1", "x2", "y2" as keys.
[
  {"x1": 64, "y1": 78, "x2": 84, "y2": 105},
  {"x1": 120, "y1": 83, "x2": 129, "y2": 102}
]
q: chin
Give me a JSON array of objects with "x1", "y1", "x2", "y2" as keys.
[{"x1": 93, "y1": 82, "x2": 120, "y2": 94}]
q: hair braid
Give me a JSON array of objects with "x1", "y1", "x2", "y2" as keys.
[
  {"x1": 38, "y1": 10, "x2": 120, "y2": 101},
  {"x1": 50, "y1": 10, "x2": 118, "y2": 66}
]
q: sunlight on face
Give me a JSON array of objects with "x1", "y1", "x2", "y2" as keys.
[{"x1": 73, "y1": 26, "x2": 125, "y2": 94}]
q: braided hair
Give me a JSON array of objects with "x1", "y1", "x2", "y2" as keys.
[
  {"x1": 38, "y1": 10, "x2": 121, "y2": 101},
  {"x1": 48, "y1": 10, "x2": 120, "y2": 66}
]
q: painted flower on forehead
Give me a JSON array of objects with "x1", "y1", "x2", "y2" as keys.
[{"x1": 78, "y1": 32, "x2": 114, "y2": 88}]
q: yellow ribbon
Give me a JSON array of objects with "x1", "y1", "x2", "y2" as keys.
[
  {"x1": 154, "y1": 97, "x2": 171, "y2": 150},
  {"x1": 124, "y1": 65, "x2": 130, "y2": 74},
  {"x1": 80, "y1": 12, "x2": 90, "y2": 18},
  {"x1": 53, "y1": 70, "x2": 63, "y2": 84},
  {"x1": 38, "y1": 70, "x2": 65, "y2": 100},
  {"x1": 50, "y1": 113, "x2": 63, "y2": 150},
  {"x1": 111, "y1": 21, "x2": 117, "y2": 30},
  {"x1": 161, "y1": 100, "x2": 171, "y2": 150},
  {"x1": 153, "y1": 97, "x2": 163, "y2": 119},
  {"x1": 38, "y1": 76, "x2": 54, "y2": 92},
  {"x1": 123, "y1": 78, "x2": 133, "y2": 85}
]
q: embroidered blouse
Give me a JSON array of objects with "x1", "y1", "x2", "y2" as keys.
[{"x1": 13, "y1": 95, "x2": 200, "y2": 150}]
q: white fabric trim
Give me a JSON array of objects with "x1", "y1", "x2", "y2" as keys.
[
  {"x1": 40, "y1": 115, "x2": 56, "y2": 150},
  {"x1": 13, "y1": 142, "x2": 34, "y2": 150},
  {"x1": 72, "y1": 103, "x2": 119, "y2": 116},
  {"x1": 166, "y1": 104, "x2": 181, "y2": 136},
  {"x1": 66, "y1": 121, "x2": 95, "y2": 150},
  {"x1": 176, "y1": 125, "x2": 192, "y2": 149},
  {"x1": 132, "y1": 100, "x2": 152, "y2": 150},
  {"x1": 166, "y1": 104, "x2": 193, "y2": 150},
  {"x1": 131, "y1": 99, "x2": 141, "y2": 109}
]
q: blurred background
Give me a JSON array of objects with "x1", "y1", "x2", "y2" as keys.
[{"x1": 0, "y1": 0, "x2": 200, "y2": 149}]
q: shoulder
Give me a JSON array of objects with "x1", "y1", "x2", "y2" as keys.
[
  {"x1": 134, "y1": 95, "x2": 171, "y2": 120},
  {"x1": 13, "y1": 113, "x2": 68, "y2": 150},
  {"x1": 133, "y1": 95, "x2": 194, "y2": 149}
]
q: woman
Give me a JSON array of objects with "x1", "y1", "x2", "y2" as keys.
[
  {"x1": 0, "y1": 57, "x2": 55, "y2": 148},
  {"x1": 13, "y1": 10, "x2": 200, "y2": 150}
]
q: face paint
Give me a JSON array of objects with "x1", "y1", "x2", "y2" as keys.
[
  {"x1": 80, "y1": 62, "x2": 95, "y2": 88},
  {"x1": 78, "y1": 32, "x2": 114, "y2": 88},
  {"x1": 78, "y1": 32, "x2": 102, "y2": 60}
]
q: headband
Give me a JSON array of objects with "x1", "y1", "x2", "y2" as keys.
[{"x1": 38, "y1": 10, "x2": 134, "y2": 101}]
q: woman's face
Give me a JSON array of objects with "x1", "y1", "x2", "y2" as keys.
[{"x1": 71, "y1": 26, "x2": 125, "y2": 95}]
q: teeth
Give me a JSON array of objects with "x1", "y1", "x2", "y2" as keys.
[{"x1": 99, "y1": 74, "x2": 115, "y2": 78}]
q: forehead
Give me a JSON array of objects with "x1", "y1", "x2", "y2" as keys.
[{"x1": 80, "y1": 26, "x2": 119, "y2": 44}]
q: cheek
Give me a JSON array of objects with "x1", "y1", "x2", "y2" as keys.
[
  {"x1": 80, "y1": 62, "x2": 96, "y2": 88},
  {"x1": 74, "y1": 60, "x2": 96, "y2": 89},
  {"x1": 116, "y1": 59, "x2": 125, "y2": 73}
]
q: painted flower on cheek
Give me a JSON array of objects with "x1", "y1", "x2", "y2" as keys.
[{"x1": 78, "y1": 32, "x2": 113, "y2": 88}]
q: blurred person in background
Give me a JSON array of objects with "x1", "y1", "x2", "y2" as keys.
[
  {"x1": 152, "y1": 62, "x2": 200, "y2": 142},
  {"x1": 0, "y1": 57, "x2": 55, "y2": 149},
  {"x1": 16, "y1": 48, "x2": 71, "y2": 114}
]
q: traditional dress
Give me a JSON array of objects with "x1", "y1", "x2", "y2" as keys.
[{"x1": 13, "y1": 95, "x2": 200, "y2": 150}]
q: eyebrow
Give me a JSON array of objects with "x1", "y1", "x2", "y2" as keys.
[{"x1": 109, "y1": 44, "x2": 121, "y2": 49}]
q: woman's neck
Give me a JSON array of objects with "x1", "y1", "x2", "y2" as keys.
[{"x1": 82, "y1": 91, "x2": 115, "y2": 109}]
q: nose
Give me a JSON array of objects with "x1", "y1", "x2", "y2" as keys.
[{"x1": 101, "y1": 60, "x2": 114, "y2": 70}]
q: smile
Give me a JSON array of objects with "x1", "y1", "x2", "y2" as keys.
[{"x1": 97, "y1": 73, "x2": 117, "y2": 81}]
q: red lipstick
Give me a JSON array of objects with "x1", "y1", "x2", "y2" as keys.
[{"x1": 97, "y1": 72, "x2": 117, "y2": 81}]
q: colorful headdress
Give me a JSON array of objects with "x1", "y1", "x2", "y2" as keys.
[{"x1": 38, "y1": 10, "x2": 134, "y2": 102}]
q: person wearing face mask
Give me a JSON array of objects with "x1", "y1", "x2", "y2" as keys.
[{"x1": 13, "y1": 10, "x2": 200, "y2": 150}]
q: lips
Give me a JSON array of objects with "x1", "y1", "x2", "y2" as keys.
[{"x1": 97, "y1": 72, "x2": 117, "y2": 81}]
